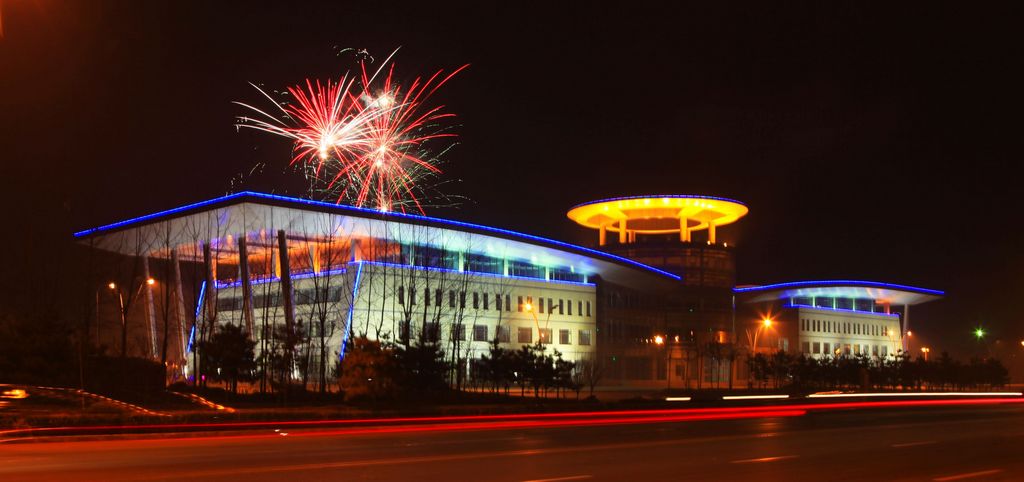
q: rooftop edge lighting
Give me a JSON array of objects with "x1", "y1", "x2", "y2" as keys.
[{"x1": 73, "y1": 191, "x2": 682, "y2": 282}]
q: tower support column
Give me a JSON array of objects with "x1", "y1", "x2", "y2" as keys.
[
  {"x1": 238, "y1": 235, "x2": 255, "y2": 337},
  {"x1": 170, "y1": 248, "x2": 187, "y2": 369},
  {"x1": 708, "y1": 223, "x2": 717, "y2": 244},
  {"x1": 618, "y1": 219, "x2": 627, "y2": 244},
  {"x1": 278, "y1": 230, "x2": 296, "y2": 340},
  {"x1": 142, "y1": 256, "x2": 158, "y2": 359},
  {"x1": 599, "y1": 225, "x2": 607, "y2": 246}
]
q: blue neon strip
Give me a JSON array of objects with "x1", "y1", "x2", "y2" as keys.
[
  {"x1": 784, "y1": 304, "x2": 899, "y2": 317},
  {"x1": 356, "y1": 260, "x2": 596, "y2": 287},
  {"x1": 73, "y1": 192, "x2": 253, "y2": 238},
  {"x1": 73, "y1": 191, "x2": 681, "y2": 282},
  {"x1": 338, "y1": 261, "x2": 365, "y2": 362},
  {"x1": 733, "y1": 280, "x2": 944, "y2": 296},
  {"x1": 214, "y1": 259, "x2": 598, "y2": 290},
  {"x1": 186, "y1": 280, "x2": 206, "y2": 354},
  {"x1": 569, "y1": 194, "x2": 747, "y2": 210},
  {"x1": 215, "y1": 267, "x2": 349, "y2": 289}
]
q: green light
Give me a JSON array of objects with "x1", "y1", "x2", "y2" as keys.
[{"x1": 974, "y1": 328, "x2": 985, "y2": 339}]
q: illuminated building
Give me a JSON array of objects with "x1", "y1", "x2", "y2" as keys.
[
  {"x1": 77, "y1": 191, "x2": 944, "y2": 390},
  {"x1": 76, "y1": 192, "x2": 678, "y2": 386},
  {"x1": 567, "y1": 195, "x2": 748, "y2": 387},
  {"x1": 734, "y1": 281, "x2": 944, "y2": 359}
]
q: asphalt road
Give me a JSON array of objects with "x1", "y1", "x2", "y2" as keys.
[{"x1": 3, "y1": 403, "x2": 1024, "y2": 481}]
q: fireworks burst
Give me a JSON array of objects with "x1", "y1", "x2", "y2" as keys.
[{"x1": 235, "y1": 49, "x2": 468, "y2": 214}]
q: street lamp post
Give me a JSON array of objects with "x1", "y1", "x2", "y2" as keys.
[
  {"x1": 752, "y1": 318, "x2": 773, "y2": 352},
  {"x1": 654, "y1": 335, "x2": 671, "y2": 390},
  {"x1": 748, "y1": 318, "x2": 773, "y2": 388}
]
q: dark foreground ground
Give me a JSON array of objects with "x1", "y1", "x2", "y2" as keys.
[{"x1": 3, "y1": 402, "x2": 1024, "y2": 481}]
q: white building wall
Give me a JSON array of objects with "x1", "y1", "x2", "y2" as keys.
[
  {"x1": 796, "y1": 307, "x2": 902, "y2": 359},
  {"x1": 213, "y1": 261, "x2": 598, "y2": 368}
]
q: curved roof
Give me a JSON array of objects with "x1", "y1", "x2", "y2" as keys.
[
  {"x1": 567, "y1": 195, "x2": 748, "y2": 234},
  {"x1": 734, "y1": 280, "x2": 944, "y2": 306},
  {"x1": 74, "y1": 191, "x2": 681, "y2": 288}
]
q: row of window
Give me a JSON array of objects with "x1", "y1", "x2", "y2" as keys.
[
  {"x1": 390, "y1": 244, "x2": 588, "y2": 283},
  {"x1": 801, "y1": 341, "x2": 890, "y2": 357},
  {"x1": 792, "y1": 297, "x2": 886, "y2": 313},
  {"x1": 399, "y1": 323, "x2": 593, "y2": 346},
  {"x1": 397, "y1": 287, "x2": 592, "y2": 318},
  {"x1": 801, "y1": 318, "x2": 893, "y2": 338},
  {"x1": 217, "y1": 287, "x2": 344, "y2": 312}
]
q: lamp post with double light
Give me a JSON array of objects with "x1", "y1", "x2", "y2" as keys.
[{"x1": 107, "y1": 278, "x2": 155, "y2": 360}]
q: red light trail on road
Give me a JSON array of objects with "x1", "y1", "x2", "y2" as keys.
[{"x1": 2, "y1": 397, "x2": 1022, "y2": 443}]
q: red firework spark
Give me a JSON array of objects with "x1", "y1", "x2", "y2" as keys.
[{"x1": 236, "y1": 53, "x2": 468, "y2": 214}]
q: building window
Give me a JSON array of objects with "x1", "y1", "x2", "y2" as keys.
[
  {"x1": 506, "y1": 295, "x2": 511, "y2": 311},
  {"x1": 539, "y1": 297, "x2": 545, "y2": 314},
  {"x1": 518, "y1": 327, "x2": 532, "y2": 343},
  {"x1": 483, "y1": 293, "x2": 489, "y2": 310},
  {"x1": 398, "y1": 286, "x2": 405, "y2": 305},
  {"x1": 579, "y1": 330, "x2": 592, "y2": 346},
  {"x1": 459, "y1": 291, "x2": 466, "y2": 309},
  {"x1": 425, "y1": 323, "x2": 440, "y2": 342},
  {"x1": 559, "y1": 329, "x2": 570, "y2": 344},
  {"x1": 399, "y1": 320, "x2": 410, "y2": 342},
  {"x1": 578, "y1": 301, "x2": 583, "y2": 317},
  {"x1": 518, "y1": 296, "x2": 524, "y2": 312},
  {"x1": 497, "y1": 325, "x2": 511, "y2": 343},
  {"x1": 881, "y1": 345, "x2": 888, "y2": 357},
  {"x1": 539, "y1": 328, "x2": 552, "y2": 344},
  {"x1": 812, "y1": 342, "x2": 821, "y2": 354},
  {"x1": 567, "y1": 300, "x2": 572, "y2": 316},
  {"x1": 452, "y1": 324, "x2": 466, "y2": 341},
  {"x1": 872, "y1": 345, "x2": 879, "y2": 357},
  {"x1": 410, "y1": 288, "x2": 416, "y2": 305},
  {"x1": 586, "y1": 301, "x2": 592, "y2": 317},
  {"x1": 801, "y1": 341, "x2": 810, "y2": 353},
  {"x1": 473, "y1": 292, "x2": 479, "y2": 309},
  {"x1": 473, "y1": 325, "x2": 488, "y2": 342},
  {"x1": 450, "y1": 291, "x2": 456, "y2": 308},
  {"x1": 823, "y1": 342, "x2": 831, "y2": 355},
  {"x1": 435, "y1": 289, "x2": 442, "y2": 306},
  {"x1": 424, "y1": 288, "x2": 430, "y2": 306}
]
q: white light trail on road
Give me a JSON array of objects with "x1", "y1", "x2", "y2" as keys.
[{"x1": 722, "y1": 395, "x2": 790, "y2": 400}]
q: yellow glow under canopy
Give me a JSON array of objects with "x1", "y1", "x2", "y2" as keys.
[{"x1": 567, "y1": 195, "x2": 748, "y2": 244}]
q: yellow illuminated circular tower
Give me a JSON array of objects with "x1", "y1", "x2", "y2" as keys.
[{"x1": 567, "y1": 195, "x2": 748, "y2": 246}]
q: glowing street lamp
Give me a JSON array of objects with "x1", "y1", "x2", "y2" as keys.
[
  {"x1": 974, "y1": 327, "x2": 985, "y2": 340},
  {"x1": 920, "y1": 346, "x2": 931, "y2": 361},
  {"x1": 654, "y1": 335, "x2": 665, "y2": 345},
  {"x1": 752, "y1": 317, "x2": 774, "y2": 353}
]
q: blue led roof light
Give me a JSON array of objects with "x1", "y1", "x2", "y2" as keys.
[
  {"x1": 74, "y1": 191, "x2": 682, "y2": 282},
  {"x1": 733, "y1": 280, "x2": 944, "y2": 296}
]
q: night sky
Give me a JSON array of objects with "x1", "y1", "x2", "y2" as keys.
[{"x1": 1, "y1": 2, "x2": 1022, "y2": 359}]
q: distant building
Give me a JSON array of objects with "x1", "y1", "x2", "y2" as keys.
[{"x1": 734, "y1": 281, "x2": 944, "y2": 360}]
